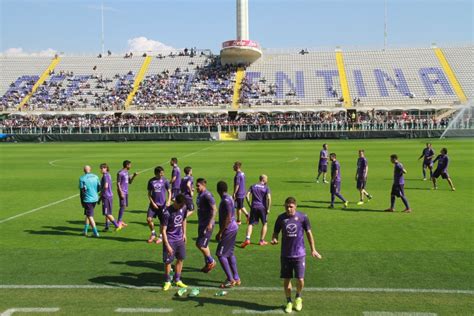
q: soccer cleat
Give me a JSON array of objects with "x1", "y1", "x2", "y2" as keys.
[
  {"x1": 403, "y1": 209, "x2": 412, "y2": 213},
  {"x1": 367, "y1": 194, "x2": 373, "y2": 200},
  {"x1": 384, "y1": 208, "x2": 395, "y2": 212},
  {"x1": 295, "y1": 297, "x2": 303, "y2": 311},
  {"x1": 432, "y1": 186, "x2": 438, "y2": 190},
  {"x1": 118, "y1": 221, "x2": 128, "y2": 227},
  {"x1": 115, "y1": 225, "x2": 122, "y2": 232},
  {"x1": 163, "y1": 282, "x2": 172, "y2": 291},
  {"x1": 147, "y1": 235, "x2": 157, "y2": 243},
  {"x1": 240, "y1": 240, "x2": 251, "y2": 248},
  {"x1": 343, "y1": 201, "x2": 349, "y2": 208},
  {"x1": 328, "y1": 205, "x2": 334, "y2": 209},
  {"x1": 451, "y1": 187, "x2": 456, "y2": 191},
  {"x1": 175, "y1": 280, "x2": 188, "y2": 288},
  {"x1": 323, "y1": 180, "x2": 329, "y2": 184},
  {"x1": 219, "y1": 280, "x2": 235, "y2": 288},
  {"x1": 83, "y1": 231, "x2": 88, "y2": 237},
  {"x1": 258, "y1": 240, "x2": 268, "y2": 246},
  {"x1": 103, "y1": 227, "x2": 110, "y2": 232},
  {"x1": 357, "y1": 201, "x2": 364, "y2": 206},
  {"x1": 205, "y1": 260, "x2": 216, "y2": 273},
  {"x1": 236, "y1": 221, "x2": 242, "y2": 225},
  {"x1": 233, "y1": 279, "x2": 241, "y2": 286},
  {"x1": 285, "y1": 302, "x2": 293, "y2": 313},
  {"x1": 92, "y1": 233, "x2": 100, "y2": 238},
  {"x1": 155, "y1": 238, "x2": 162, "y2": 244},
  {"x1": 316, "y1": 179, "x2": 320, "y2": 183},
  {"x1": 423, "y1": 178, "x2": 427, "y2": 181}
]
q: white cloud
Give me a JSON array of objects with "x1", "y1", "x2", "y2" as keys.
[
  {"x1": 127, "y1": 37, "x2": 177, "y2": 53},
  {"x1": 1, "y1": 47, "x2": 57, "y2": 57}
]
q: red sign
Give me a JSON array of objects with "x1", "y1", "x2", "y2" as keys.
[{"x1": 222, "y1": 40, "x2": 260, "y2": 49}]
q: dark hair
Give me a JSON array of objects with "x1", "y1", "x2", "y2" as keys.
[
  {"x1": 441, "y1": 147, "x2": 448, "y2": 154},
  {"x1": 323, "y1": 143, "x2": 327, "y2": 148},
  {"x1": 217, "y1": 181, "x2": 228, "y2": 194},
  {"x1": 359, "y1": 149, "x2": 365, "y2": 153},
  {"x1": 234, "y1": 161, "x2": 242, "y2": 168},
  {"x1": 123, "y1": 160, "x2": 131, "y2": 168},
  {"x1": 171, "y1": 157, "x2": 178, "y2": 164},
  {"x1": 330, "y1": 152, "x2": 336, "y2": 158},
  {"x1": 196, "y1": 178, "x2": 207, "y2": 185},
  {"x1": 154, "y1": 166, "x2": 164, "y2": 175},
  {"x1": 184, "y1": 166, "x2": 192, "y2": 175},
  {"x1": 390, "y1": 154, "x2": 398, "y2": 160},
  {"x1": 285, "y1": 196, "x2": 297, "y2": 205},
  {"x1": 175, "y1": 194, "x2": 185, "y2": 204},
  {"x1": 100, "y1": 163, "x2": 109, "y2": 171}
]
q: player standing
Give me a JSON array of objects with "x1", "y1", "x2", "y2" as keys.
[
  {"x1": 99, "y1": 163, "x2": 121, "y2": 231},
  {"x1": 316, "y1": 144, "x2": 329, "y2": 183},
  {"x1": 161, "y1": 194, "x2": 188, "y2": 291},
  {"x1": 271, "y1": 197, "x2": 322, "y2": 313},
  {"x1": 432, "y1": 148, "x2": 455, "y2": 191},
  {"x1": 147, "y1": 166, "x2": 171, "y2": 244},
  {"x1": 418, "y1": 143, "x2": 435, "y2": 180},
  {"x1": 216, "y1": 181, "x2": 241, "y2": 288},
  {"x1": 385, "y1": 154, "x2": 412, "y2": 213},
  {"x1": 180, "y1": 166, "x2": 194, "y2": 217},
  {"x1": 241, "y1": 175, "x2": 272, "y2": 248},
  {"x1": 117, "y1": 160, "x2": 138, "y2": 227},
  {"x1": 355, "y1": 150, "x2": 373, "y2": 205},
  {"x1": 195, "y1": 178, "x2": 217, "y2": 273},
  {"x1": 233, "y1": 161, "x2": 249, "y2": 225},
  {"x1": 170, "y1": 158, "x2": 181, "y2": 200},
  {"x1": 329, "y1": 153, "x2": 349, "y2": 208},
  {"x1": 79, "y1": 165, "x2": 101, "y2": 237}
]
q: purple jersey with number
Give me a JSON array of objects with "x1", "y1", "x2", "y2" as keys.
[
  {"x1": 319, "y1": 149, "x2": 328, "y2": 165},
  {"x1": 274, "y1": 211, "x2": 311, "y2": 258},
  {"x1": 422, "y1": 148, "x2": 435, "y2": 163},
  {"x1": 393, "y1": 162, "x2": 405, "y2": 185},
  {"x1": 147, "y1": 177, "x2": 170, "y2": 206},
  {"x1": 101, "y1": 172, "x2": 113, "y2": 198},
  {"x1": 435, "y1": 154, "x2": 449, "y2": 171},
  {"x1": 248, "y1": 183, "x2": 271, "y2": 209},
  {"x1": 180, "y1": 175, "x2": 193, "y2": 197},
  {"x1": 219, "y1": 194, "x2": 238, "y2": 232},
  {"x1": 197, "y1": 190, "x2": 216, "y2": 226},
  {"x1": 234, "y1": 171, "x2": 246, "y2": 198},
  {"x1": 331, "y1": 160, "x2": 341, "y2": 182},
  {"x1": 357, "y1": 157, "x2": 367, "y2": 178},
  {"x1": 171, "y1": 165, "x2": 181, "y2": 190},
  {"x1": 117, "y1": 169, "x2": 130, "y2": 194},
  {"x1": 161, "y1": 204, "x2": 187, "y2": 243}
]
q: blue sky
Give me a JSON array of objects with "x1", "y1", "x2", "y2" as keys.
[{"x1": 0, "y1": 0, "x2": 472, "y2": 55}]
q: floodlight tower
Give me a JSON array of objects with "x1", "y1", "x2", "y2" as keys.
[{"x1": 220, "y1": 0, "x2": 262, "y2": 65}]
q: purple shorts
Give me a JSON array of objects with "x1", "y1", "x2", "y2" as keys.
[
  {"x1": 356, "y1": 178, "x2": 366, "y2": 190},
  {"x1": 280, "y1": 257, "x2": 306, "y2": 279},
  {"x1": 163, "y1": 240, "x2": 186, "y2": 264},
  {"x1": 184, "y1": 196, "x2": 194, "y2": 211},
  {"x1": 83, "y1": 202, "x2": 96, "y2": 217},
  {"x1": 216, "y1": 229, "x2": 237, "y2": 258},
  {"x1": 318, "y1": 163, "x2": 327, "y2": 173},
  {"x1": 102, "y1": 197, "x2": 113, "y2": 216},
  {"x1": 119, "y1": 194, "x2": 128, "y2": 207},
  {"x1": 147, "y1": 205, "x2": 164, "y2": 222},
  {"x1": 391, "y1": 184, "x2": 405, "y2": 197},
  {"x1": 330, "y1": 181, "x2": 341, "y2": 194},
  {"x1": 171, "y1": 188, "x2": 181, "y2": 200},
  {"x1": 235, "y1": 197, "x2": 245, "y2": 209},
  {"x1": 249, "y1": 206, "x2": 267, "y2": 225},
  {"x1": 433, "y1": 169, "x2": 449, "y2": 179},
  {"x1": 423, "y1": 160, "x2": 433, "y2": 168},
  {"x1": 196, "y1": 224, "x2": 214, "y2": 248}
]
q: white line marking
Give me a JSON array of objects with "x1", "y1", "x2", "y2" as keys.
[
  {"x1": 233, "y1": 309, "x2": 284, "y2": 314},
  {"x1": 115, "y1": 308, "x2": 173, "y2": 313},
  {"x1": 48, "y1": 159, "x2": 76, "y2": 169},
  {"x1": 0, "y1": 194, "x2": 79, "y2": 224},
  {"x1": 363, "y1": 312, "x2": 437, "y2": 316},
  {"x1": 1, "y1": 308, "x2": 60, "y2": 316},
  {"x1": 0, "y1": 285, "x2": 472, "y2": 295},
  {"x1": 286, "y1": 157, "x2": 299, "y2": 163}
]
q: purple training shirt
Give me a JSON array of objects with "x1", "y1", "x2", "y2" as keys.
[
  {"x1": 331, "y1": 160, "x2": 341, "y2": 182},
  {"x1": 101, "y1": 172, "x2": 113, "y2": 198},
  {"x1": 197, "y1": 190, "x2": 216, "y2": 227},
  {"x1": 234, "y1": 171, "x2": 246, "y2": 198},
  {"x1": 319, "y1": 149, "x2": 328, "y2": 165},
  {"x1": 180, "y1": 175, "x2": 194, "y2": 197},
  {"x1": 171, "y1": 165, "x2": 181, "y2": 190},
  {"x1": 357, "y1": 157, "x2": 367, "y2": 178},
  {"x1": 393, "y1": 162, "x2": 405, "y2": 185},
  {"x1": 117, "y1": 169, "x2": 130, "y2": 194},
  {"x1": 161, "y1": 204, "x2": 187, "y2": 243},
  {"x1": 274, "y1": 211, "x2": 311, "y2": 258},
  {"x1": 218, "y1": 194, "x2": 238, "y2": 232},
  {"x1": 248, "y1": 183, "x2": 271, "y2": 209},
  {"x1": 147, "y1": 177, "x2": 170, "y2": 206}
]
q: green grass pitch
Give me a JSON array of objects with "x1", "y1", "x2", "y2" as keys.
[{"x1": 0, "y1": 139, "x2": 473, "y2": 315}]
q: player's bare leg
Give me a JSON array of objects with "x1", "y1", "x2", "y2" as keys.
[
  {"x1": 259, "y1": 223, "x2": 268, "y2": 245},
  {"x1": 284, "y1": 279, "x2": 293, "y2": 313},
  {"x1": 447, "y1": 177, "x2": 455, "y2": 191}
]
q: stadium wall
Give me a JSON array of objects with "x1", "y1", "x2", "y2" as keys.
[{"x1": 3, "y1": 133, "x2": 213, "y2": 142}]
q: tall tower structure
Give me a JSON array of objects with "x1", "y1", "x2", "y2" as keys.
[{"x1": 221, "y1": 0, "x2": 262, "y2": 65}]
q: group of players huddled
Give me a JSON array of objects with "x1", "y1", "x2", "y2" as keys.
[{"x1": 78, "y1": 142, "x2": 454, "y2": 313}]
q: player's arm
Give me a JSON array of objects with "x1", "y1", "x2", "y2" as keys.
[
  {"x1": 182, "y1": 218, "x2": 187, "y2": 243},
  {"x1": 364, "y1": 165, "x2": 368, "y2": 179},
  {"x1": 245, "y1": 191, "x2": 252, "y2": 208},
  {"x1": 117, "y1": 174, "x2": 124, "y2": 198},
  {"x1": 148, "y1": 190, "x2": 158, "y2": 209},
  {"x1": 403, "y1": 168, "x2": 407, "y2": 174},
  {"x1": 433, "y1": 155, "x2": 440, "y2": 163},
  {"x1": 207, "y1": 203, "x2": 217, "y2": 232},
  {"x1": 271, "y1": 218, "x2": 281, "y2": 244},
  {"x1": 418, "y1": 151, "x2": 424, "y2": 160},
  {"x1": 187, "y1": 180, "x2": 193, "y2": 197},
  {"x1": 161, "y1": 224, "x2": 173, "y2": 255},
  {"x1": 129, "y1": 172, "x2": 138, "y2": 184},
  {"x1": 217, "y1": 207, "x2": 232, "y2": 241},
  {"x1": 266, "y1": 193, "x2": 272, "y2": 214},
  {"x1": 166, "y1": 187, "x2": 172, "y2": 206},
  {"x1": 79, "y1": 180, "x2": 86, "y2": 205},
  {"x1": 305, "y1": 230, "x2": 322, "y2": 259},
  {"x1": 233, "y1": 183, "x2": 239, "y2": 200}
]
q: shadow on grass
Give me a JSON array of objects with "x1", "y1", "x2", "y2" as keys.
[
  {"x1": 24, "y1": 226, "x2": 144, "y2": 242},
  {"x1": 405, "y1": 187, "x2": 432, "y2": 191},
  {"x1": 282, "y1": 180, "x2": 315, "y2": 184},
  {"x1": 128, "y1": 210, "x2": 146, "y2": 214},
  {"x1": 298, "y1": 204, "x2": 385, "y2": 213},
  {"x1": 172, "y1": 296, "x2": 281, "y2": 312},
  {"x1": 129, "y1": 221, "x2": 149, "y2": 227}
]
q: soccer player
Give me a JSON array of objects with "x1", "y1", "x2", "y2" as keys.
[
  {"x1": 271, "y1": 197, "x2": 322, "y2": 313},
  {"x1": 385, "y1": 154, "x2": 411, "y2": 213},
  {"x1": 79, "y1": 165, "x2": 101, "y2": 237},
  {"x1": 233, "y1": 161, "x2": 249, "y2": 225},
  {"x1": 432, "y1": 148, "x2": 455, "y2": 191},
  {"x1": 355, "y1": 150, "x2": 373, "y2": 205},
  {"x1": 195, "y1": 178, "x2": 217, "y2": 273},
  {"x1": 216, "y1": 181, "x2": 241, "y2": 288},
  {"x1": 316, "y1": 144, "x2": 329, "y2": 183},
  {"x1": 180, "y1": 166, "x2": 194, "y2": 217},
  {"x1": 99, "y1": 163, "x2": 121, "y2": 232},
  {"x1": 170, "y1": 157, "x2": 181, "y2": 200},
  {"x1": 241, "y1": 175, "x2": 272, "y2": 248},
  {"x1": 147, "y1": 166, "x2": 171, "y2": 244},
  {"x1": 117, "y1": 160, "x2": 138, "y2": 226},
  {"x1": 329, "y1": 153, "x2": 349, "y2": 209},
  {"x1": 161, "y1": 194, "x2": 188, "y2": 291},
  {"x1": 418, "y1": 143, "x2": 435, "y2": 180}
]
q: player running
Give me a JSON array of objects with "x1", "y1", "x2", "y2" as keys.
[
  {"x1": 216, "y1": 181, "x2": 241, "y2": 288},
  {"x1": 316, "y1": 144, "x2": 329, "y2": 183},
  {"x1": 161, "y1": 194, "x2": 188, "y2": 291},
  {"x1": 117, "y1": 160, "x2": 138, "y2": 227},
  {"x1": 170, "y1": 157, "x2": 181, "y2": 200},
  {"x1": 79, "y1": 165, "x2": 101, "y2": 237},
  {"x1": 180, "y1": 166, "x2": 194, "y2": 217},
  {"x1": 196, "y1": 178, "x2": 217, "y2": 273},
  {"x1": 432, "y1": 148, "x2": 455, "y2": 191},
  {"x1": 233, "y1": 161, "x2": 249, "y2": 225},
  {"x1": 418, "y1": 143, "x2": 435, "y2": 180},
  {"x1": 385, "y1": 154, "x2": 412, "y2": 213},
  {"x1": 147, "y1": 166, "x2": 171, "y2": 244},
  {"x1": 99, "y1": 163, "x2": 122, "y2": 232},
  {"x1": 271, "y1": 197, "x2": 322, "y2": 313},
  {"x1": 329, "y1": 153, "x2": 349, "y2": 209},
  {"x1": 355, "y1": 150, "x2": 373, "y2": 205},
  {"x1": 241, "y1": 175, "x2": 272, "y2": 248}
]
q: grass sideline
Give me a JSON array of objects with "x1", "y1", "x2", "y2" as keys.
[{"x1": 0, "y1": 139, "x2": 473, "y2": 315}]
